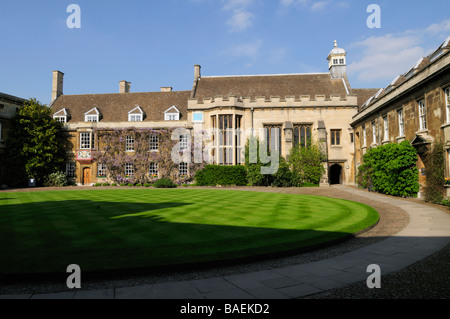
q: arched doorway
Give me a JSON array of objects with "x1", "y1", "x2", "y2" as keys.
[{"x1": 330, "y1": 164, "x2": 343, "y2": 185}]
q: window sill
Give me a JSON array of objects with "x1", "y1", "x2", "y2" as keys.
[
  {"x1": 416, "y1": 129, "x2": 429, "y2": 135},
  {"x1": 441, "y1": 123, "x2": 450, "y2": 129}
]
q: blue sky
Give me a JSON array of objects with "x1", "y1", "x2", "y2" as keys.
[{"x1": 1, "y1": 0, "x2": 449, "y2": 105}]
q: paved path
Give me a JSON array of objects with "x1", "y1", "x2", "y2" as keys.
[{"x1": 2, "y1": 186, "x2": 450, "y2": 299}]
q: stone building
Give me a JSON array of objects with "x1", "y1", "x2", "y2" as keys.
[
  {"x1": 0, "y1": 92, "x2": 27, "y2": 186},
  {"x1": 50, "y1": 41, "x2": 379, "y2": 186},
  {"x1": 351, "y1": 36, "x2": 450, "y2": 194}
]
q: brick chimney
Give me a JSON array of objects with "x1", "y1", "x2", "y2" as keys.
[
  {"x1": 120, "y1": 80, "x2": 131, "y2": 94},
  {"x1": 52, "y1": 70, "x2": 64, "y2": 102},
  {"x1": 161, "y1": 87, "x2": 173, "y2": 92}
]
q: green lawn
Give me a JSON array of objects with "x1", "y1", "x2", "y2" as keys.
[{"x1": 0, "y1": 189, "x2": 379, "y2": 276}]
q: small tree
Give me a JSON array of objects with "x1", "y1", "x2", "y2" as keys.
[
  {"x1": 5, "y1": 98, "x2": 67, "y2": 187},
  {"x1": 288, "y1": 142, "x2": 326, "y2": 186}
]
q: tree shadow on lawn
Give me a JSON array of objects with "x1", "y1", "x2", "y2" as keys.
[{"x1": 0, "y1": 198, "x2": 376, "y2": 283}]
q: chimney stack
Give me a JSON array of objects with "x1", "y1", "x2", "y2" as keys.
[
  {"x1": 161, "y1": 87, "x2": 173, "y2": 92},
  {"x1": 120, "y1": 80, "x2": 131, "y2": 94},
  {"x1": 194, "y1": 65, "x2": 201, "y2": 80},
  {"x1": 52, "y1": 70, "x2": 64, "y2": 102}
]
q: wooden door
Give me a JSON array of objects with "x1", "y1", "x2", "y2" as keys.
[{"x1": 83, "y1": 168, "x2": 91, "y2": 185}]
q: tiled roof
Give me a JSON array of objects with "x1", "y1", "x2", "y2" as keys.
[
  {"x1": 50, "y1": 91, "x2": 191, "y2": 123},
  {"x1": 193, "y1": 73, "x2": 351, "y2": 100}
]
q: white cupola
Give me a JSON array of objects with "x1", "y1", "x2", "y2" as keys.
[{"x1": 327, "y1": 40, "x2": 347, "y2": 79}]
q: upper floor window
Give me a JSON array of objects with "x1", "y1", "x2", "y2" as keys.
[
  {"x1": 164, "y1": 105, "x2": 181, "y2": 121},
  {"x1": 179, "y1": 134, "x2": 189, "y2": 151},
  {"x1": 128, "y1": 106, "x2": 144, "y2": 122},
  {"x1": 445, "y1": 87, "x2": 450, "y2": 123},
  {"x1": 362, "y1": 126, "x2": 367, "y2": 147},
  {"x1": 85, "y1": 107, "x2": 101, "y2": 123},
  {"x1": 398, "y1": 109, "x2": 405, "y2": 136},
  {"x1": 53, "y1": 108, "x2": 69, "y2": 123},
  {"x1": 149, "y1": 134, "x2": 159, "y2": 152},
  {"x1": 193, "y1": 112, "x2": 204, "y2": 123},
  {"x1": 371, "y1": 122, "x2": 377, "y2": 144},
  {"x1": 126, "y1": 135, "x2": 135, "y2": 152},
  {"x1": 331, "y1": 129, "x2": 341, "y2": 146},
  {"x1": 80, "y1": 132, "x2": 93, "y2": 149},
  {"x1": 383, "y1": 116, "x2": 389, "y2": 141},
  {"x1": 418, "y1": 99, "x2": 427, "y2": 131}
]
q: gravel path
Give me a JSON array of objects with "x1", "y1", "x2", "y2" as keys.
[{"x1": 0, "y1": 185, "x2": 449, "y2": 298}]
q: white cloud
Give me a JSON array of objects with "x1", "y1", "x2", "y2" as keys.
[
  {"x1": 222, "y1": 0, "x2": 255, "y2": 32},
  {"x1": 226, "y1": 9, "x2": 254, "y2": 32},
  {"x1": 227, "y1": 39, "x2": 263, "y2": 59},
  {"x1": 347, "y1": 20, "x2": 450, "y2": 86},
  {"x1": 348, "y1": 34, "x2": 426, "y2": 83},
  {"x1": 311, "y1": 1, "x2": 329, "y2": 11}
]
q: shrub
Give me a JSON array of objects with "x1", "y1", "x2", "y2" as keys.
[
  {"x1": 153, "y1": 178, "x2": 177, "y2": 188},
  {"x1": 111, "y1": 183, "x2": 117, "y2": 187},
  {"x1": 135, "y1": 183, "x2": 143, "y2": 187},
  {"x1": 120, "y1": 183, "x2": 127, "y2": 187},
  {"x1": 272, "y1": 157, "x2": 294, "y2": 187},
  {"x1": 127, "y1": 183, "x2": 134, "y2": 187},
  {"x1": 144, "y1": 183, "x2": 151, "y2": 187},
  {"x1": 194, "y1": 165, "x2": 247, "y2": 186},
  {"x1": 244, "y1": 137, "x2": 275, "y2": 186},
  {"x1": 424, "y1": 142, "x2": 445, "y2": 203},
  {"x1": 44, "y1": 172, "x2": 68, "y2": 187},
  {"x1": 102, "y1": 183, "x2": 110, "y2": 187},
  {"x1": 94, "y1": 183, "x2": 101, "y2": 187},
  {"x1": 357, "y1": 141, "x2": 419, "y2": 197}
]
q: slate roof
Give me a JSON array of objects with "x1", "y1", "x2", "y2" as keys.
[
  {"x1": 50, "y1": 91, "x2": 191, "y2": 123},
  {"x1": 192, "y1": 73, "x2": 352, "y2": 101}
]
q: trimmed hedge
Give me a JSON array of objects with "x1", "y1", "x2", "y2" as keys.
[
  {"x1": 153, "y1": 178, "x2": 177, "y2": 188},
  {"x1": 195, "y1": 165, "x2": 248, "y2": 186},
  {"x1": 357, "y1": 140, "x2": 419, "y2": 197}
]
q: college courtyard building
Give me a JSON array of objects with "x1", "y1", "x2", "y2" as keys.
[{"x1": 50, "y1": 38, "x2": 450, "y2": 192}]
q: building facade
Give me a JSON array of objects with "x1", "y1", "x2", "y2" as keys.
[
  {"x1": 0, "y1": 92, "x2": 27, "y2": 186},
  {"x1": 351, "y1": 37, "x2": 450, "y2": 195},
  {"x1": 50, "y1": 41, "x2": 381, "y2": 186}
]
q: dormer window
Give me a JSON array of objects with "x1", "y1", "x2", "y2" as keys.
[
  {"x1": 128, "y1": 106, "x2": 144, "y2": 122},
  {"x1": 53, "y1": 108, "x2": 69, "y2": 123},
  {"x1": 164, "y1": 105, "x2": 181, "y2": 121},
  {"x1": 85, "y1": 107, "x2": 101, "y2": 123}
]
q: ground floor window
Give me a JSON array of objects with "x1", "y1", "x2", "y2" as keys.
[
  {"x1": 125, "y1": 163, "x2": 134, "y2": 177},
  {"x1": 179, "y1": 162, "x2": 188, "y2": 176},
  {"x1": 264, "y1": 125, "x2": 282, "y2": 155},
  {"x1": 294, "y1": 124, "x2": 312, "y2": 147},
  {"x1": 149, "y1": 162, "x2": 159, "y2": 178},
  {"x1": 66, "y1": 163, "x2": 75, "y2": 178},
  {"x1": 97, "y1": 163, "x2": 106, "y2": 177}
]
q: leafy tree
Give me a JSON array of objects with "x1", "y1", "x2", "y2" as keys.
[
  {"x1": 4, "y1": 98, "x2": 67, "y2": 187},
  {"x1": 288, "y1": 142, "x2": 326, "y2": 186}
]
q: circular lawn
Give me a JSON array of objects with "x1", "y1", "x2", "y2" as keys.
[{"x1": 0, "y1": 189, "x2": 379, "y2": 276}]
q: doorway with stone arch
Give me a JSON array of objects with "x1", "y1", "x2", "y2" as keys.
[{"x1": 330, "y1": 163, "x2": 343, "y2": 185}]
